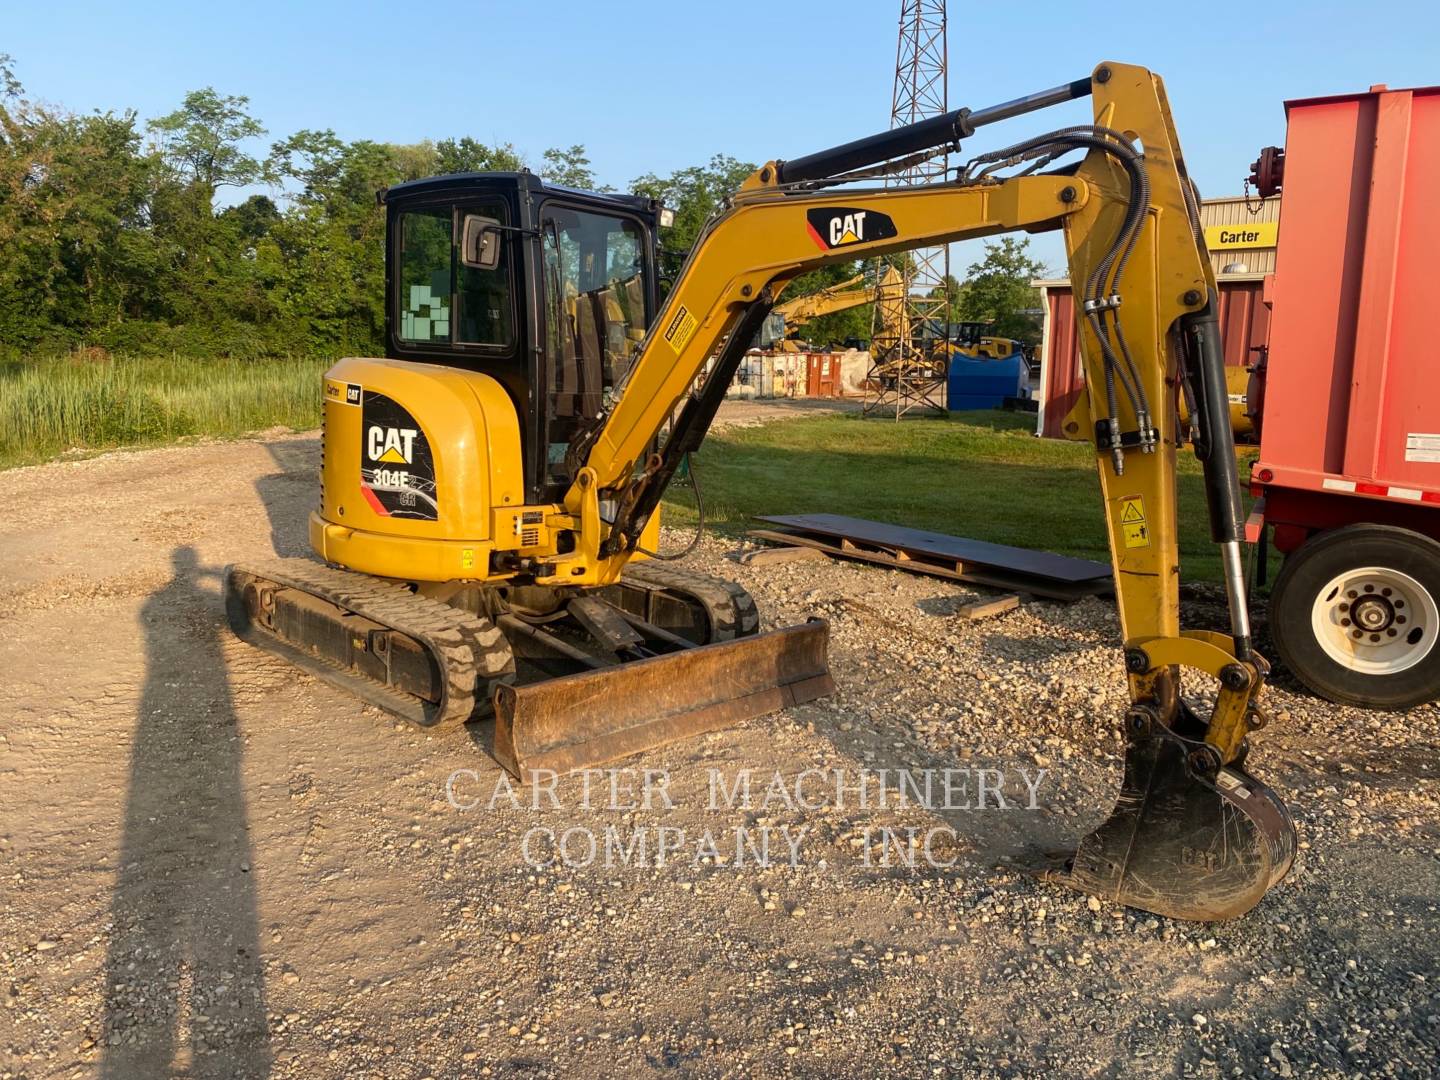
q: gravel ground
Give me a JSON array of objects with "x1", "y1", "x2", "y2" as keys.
[{"x1": 1, "y1": 412, "x2": 1437, "y2": 1079}]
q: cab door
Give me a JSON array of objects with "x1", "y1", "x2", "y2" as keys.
[{"x1": 537, "y1": 203, "x2": 651, "y2": 493}]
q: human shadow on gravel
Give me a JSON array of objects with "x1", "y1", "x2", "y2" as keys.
[
  {"x1": 255, "y1": 438, "x2": 321, "y2": 558},
  {"x1": 102, "y1": 546, "x2": 270, "y2": 1079}
]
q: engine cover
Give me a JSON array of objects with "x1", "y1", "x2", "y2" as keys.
[{"x1": 309, "y1": 356, "x2": 523, "y2": 582}]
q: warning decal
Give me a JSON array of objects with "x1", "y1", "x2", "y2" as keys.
[
  {"x1": 1119, "y1": 495, "x2": 1149, "y2": 549},
  {"x1": 1405, "y1": 433, "x2": 1440, "y2": 464},
  {"x1": 662, "y1": 305, "x2": 698, "y2": 355}
]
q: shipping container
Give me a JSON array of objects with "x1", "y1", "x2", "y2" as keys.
[{"x1": 732, "y1": 352, "x2": 845, "y2": 399}]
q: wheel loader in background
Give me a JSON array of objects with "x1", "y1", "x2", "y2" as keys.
[{"x1": 228, "y1": 62, "x2": 1297, "y2": 921}]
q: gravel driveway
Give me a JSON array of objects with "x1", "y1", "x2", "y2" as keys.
[{"x1": 1, "y1": 416, "x2": 1436, "y2": 1078}]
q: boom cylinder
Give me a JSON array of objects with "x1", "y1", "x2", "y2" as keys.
[{"x1": 776, "y1": 78, "x2": 1093, "y2": 184}]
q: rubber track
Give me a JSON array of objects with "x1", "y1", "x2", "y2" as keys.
[
  {"x1": 619, "y1": 561, "x2": 761, "y2": 642},
  {"x1": 226, "y1": 558, "x2": 513, "y2": 727}
]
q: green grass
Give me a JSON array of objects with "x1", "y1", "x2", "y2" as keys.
[
  {"x1": 0, "y1": 353, "x2": 326, "y2": 469},
  {"x1": 662, "y1": 410, "x2": 1256, "y2": 584}
]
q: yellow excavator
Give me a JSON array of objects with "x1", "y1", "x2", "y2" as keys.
[
  {"x1": 763, "y1": 265, "x2": 903, "y2": 351},
  {"x1": 227, "y1": 62, "x2": 1295, "y2": 921}
]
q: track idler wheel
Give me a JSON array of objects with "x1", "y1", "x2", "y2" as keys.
[{"x1": 1044, "y1": 711, "x2": 1296, "y2": 921}]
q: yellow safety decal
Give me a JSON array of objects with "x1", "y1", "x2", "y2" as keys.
[
  {"x1": 461, "y1": 548, "x2": 476, "y2": 571},
  {"x1": 1119, "y1": 495, "x2": 1149, "y2": 548},
  {"x1": 662, "y1": 305, "x2": 698, "y2": 355}
]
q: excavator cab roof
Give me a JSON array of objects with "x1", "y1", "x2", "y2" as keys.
[
  {"x1": 380, "y1": 171, "x2": 661, "y2": 219},
  {"x1": 379, "y1": 171, "x2": 666, "y2": 504}
]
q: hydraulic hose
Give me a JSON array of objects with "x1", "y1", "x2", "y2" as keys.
[
  {"x1": 967, "y1": 126, "x2": 1151, "y2": 472},
  {"x1": 635, "y1": 453, "x2": 705, "y2": 562}
]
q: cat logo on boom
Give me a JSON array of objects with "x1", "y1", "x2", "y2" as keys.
[{"x1": 805, "y1": 206, "x2": 898, "y2": 251}]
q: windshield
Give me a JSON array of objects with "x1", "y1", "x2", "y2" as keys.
[{"x1": 541, "y1": 205, "x2": 649, "y2": 481}]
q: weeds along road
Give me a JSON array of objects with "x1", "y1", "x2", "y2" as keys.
[{"x1": 1, "y1": 408, "x2": 1437, "y2": 1079}]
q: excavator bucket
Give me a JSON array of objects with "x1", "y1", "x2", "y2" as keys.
[
  {"x1": 1044, "y1": 729, "x2": 1297, "y2": 921},
  {"x1": 492, "y1": 620, "x2": 833, "y2": 777}
]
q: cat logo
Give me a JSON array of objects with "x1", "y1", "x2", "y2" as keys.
[
  {"x1": 324, "y1": 379, "x2": 363, "y2": 406},
  {"x1": 805, "y1": 206, "x2": 898, "y2": 251},
  {"x1": 367, "y1": 425, "x2": 419, "y2": 465}
]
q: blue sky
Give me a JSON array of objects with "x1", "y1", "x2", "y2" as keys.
[{"x1": 6, "y1": 0, "x2": 1439, "y2": 272}]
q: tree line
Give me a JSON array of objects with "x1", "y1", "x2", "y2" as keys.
[{"x1": 0, "y1": 55, "x2": 1044, "y2": 360}]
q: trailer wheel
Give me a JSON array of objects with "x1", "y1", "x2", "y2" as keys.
[{"x1": 1270, "y1": 525, "x2": 1440, "y2": 709}]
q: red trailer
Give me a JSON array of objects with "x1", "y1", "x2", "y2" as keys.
[{"x1": 1248, "y1": 82, "x2": 1440, "y2": 709}]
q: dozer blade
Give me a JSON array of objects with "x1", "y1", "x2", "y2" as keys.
[
  {"x1": 492, "y1": 620, "x2": 833, "y2": 777},
  {"x1": 1044, "y1": 731, "x2": 1296, "y2": 921}
]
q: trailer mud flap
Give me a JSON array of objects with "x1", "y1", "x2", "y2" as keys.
[
  {"x1": 492, "y1": 620, "x2": 833, "y2": 777},
  {"x1": 1044, "y1": 730, "x2": 1296, "y2": 921}
]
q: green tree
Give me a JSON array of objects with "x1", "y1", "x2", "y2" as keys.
[
  {"x1": 928, "y1": 273, "x2": 964, "y2": 323},
  {"x1": 541, "y1": 144, "x2": 602, "y2": 189},
  {"x1": 147, "y1": 88, "x2": 266, "y2": 193},
  {"x1": 956, "y1": 237, "x2": 1047, "y2": 344},
  {"x1": 630, "y1": 154, "x2": 756, "y2": 258},
  {"x1": 0, "y1": 52, "x2": 21, "y2": 100},
  {"x1": 435, "y1": 136, "x2": 522, "y2": 175},
  {"x1": 264, "y1": 135, "x2": 421, "y2": 354},
  {"x1": 0, "y1": 95, "x2": 165, "y2": 347},
  {"x1": 219, "y1": 194, "x2": 281, "y2": 244}
]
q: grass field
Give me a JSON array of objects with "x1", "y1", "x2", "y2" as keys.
[
  {"x1": 0, "y1": 353, "x2": 324, "y2": 469},
  {"x1": 662, "y1": 410, "x2": 1259, "y2": 585}
]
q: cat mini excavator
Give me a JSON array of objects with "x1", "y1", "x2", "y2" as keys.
[{"x1": 228, "y1": 62, "x2": 1296, "y2": 921}]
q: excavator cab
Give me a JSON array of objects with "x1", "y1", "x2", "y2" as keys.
[{"x1": 381, "y1": 173, "x2": 666, "y2": 504}]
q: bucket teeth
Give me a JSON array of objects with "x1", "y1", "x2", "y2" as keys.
[
  {"x1": 492, "y1": 620, "x2": 834, "y2": 777},
  {"x1": 1043, "y1": 727, "x2": 1296, "y2": 921}
]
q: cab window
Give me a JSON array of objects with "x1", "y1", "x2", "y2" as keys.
[
  {"x1": 541, "y1": 207, "x2": 647, "y2": 428},
  {"x1": 396, "y1": 204, "x2": 512, "y2": 347}
]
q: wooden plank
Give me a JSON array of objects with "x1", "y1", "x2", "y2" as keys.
[
  {"x1": 739, "y1": 545, "x2": 831, "y2": 567},
  {"x1": 956, "y1": 594, "x2": 1020, "y2": 620}
]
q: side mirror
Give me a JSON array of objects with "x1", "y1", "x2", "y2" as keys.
[{"x1": 460, "y1": 214, "x2": 502, "y2": 271}]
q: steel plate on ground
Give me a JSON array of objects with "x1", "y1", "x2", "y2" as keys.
[{"x1": 754, "y1": 512, "x2": 1111, "y2": 596}]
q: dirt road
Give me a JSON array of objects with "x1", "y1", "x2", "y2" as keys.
[{"x1": 2, "y1": 411, "x2": 1437, "y2": 1079}]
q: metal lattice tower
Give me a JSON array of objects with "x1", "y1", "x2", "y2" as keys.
[{"x1": 864, "y1": 0, "x2": 950, "y2": 419}]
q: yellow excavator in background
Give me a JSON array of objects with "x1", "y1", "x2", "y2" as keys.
[
  {"x1": 762, "y1": 264, "x2": 903, "y2": 351},
  {"x1": 227, "y1": 62, "x2": 1296, "y2": 921}
]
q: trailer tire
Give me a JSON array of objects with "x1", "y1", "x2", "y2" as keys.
[{"x1": 1270, "y1": 524, "x2": 1440, "y2": 709}]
